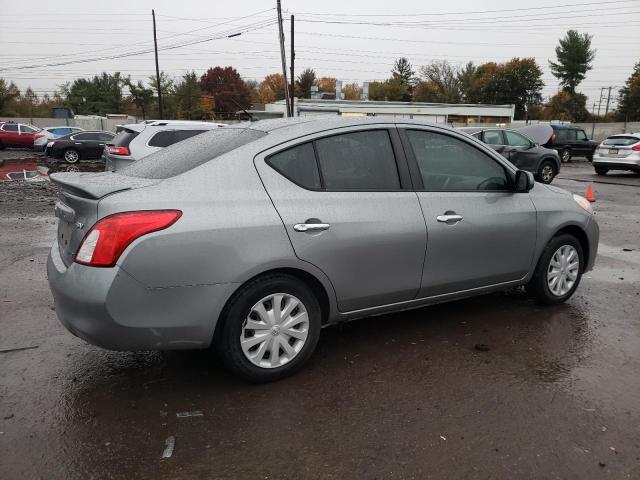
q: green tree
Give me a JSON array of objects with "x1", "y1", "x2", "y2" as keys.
[
  {"x1": 549, "y1": 30, "x2": 596, "y2": 94},
  {"x1": 457, "y1": 62, "x2": 477, "y2": 102},
  {"x1": 174, "y1": 71, "x2": 205, "y2": 120},
  {"x1": 391, "y1": 57, "x2": 415, "y2": 86},
  {"x1": 617, "y1": 61, "x2": 640, "y2": 121},
  {"x1": 148, "y1": 71, "x2": 176, "y2": 119},
  {"x1": 63, "y1": 72, "x2": 125, "y2": 115},
  {"x1": 368, "y1": 78, "x2": 408, "y2": 101},
  {"x1": 125, "y1": 79, "x2": 154, "y2": 120},
  {"x1": 296, "y1": 68, "x2": 316, "y2": 98},
  {"x1": 0, "y1": 79, "x2": 21, "y2": 115}
]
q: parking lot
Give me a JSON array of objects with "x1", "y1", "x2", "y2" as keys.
[{"x1": 1, "y1": 157, "x2": 639, "y2": 479}]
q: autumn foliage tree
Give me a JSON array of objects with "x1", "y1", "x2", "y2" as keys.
[
  {"x1": 257, "y1": 73, "x2": 286, "y2": 104},
  {"x1": 317, "y1": 77, "x2": 337, "y2": 93},
  {"x1": 200, "y1": 66, "x2": 251, "y2": 116},
  {"x1": 343, "y1": 82, "x2": 362, "y2": 100}
]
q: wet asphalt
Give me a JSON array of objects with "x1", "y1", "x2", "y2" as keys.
[{"x1": 1, "y1": 161, "x2": 639, "y2": 479}]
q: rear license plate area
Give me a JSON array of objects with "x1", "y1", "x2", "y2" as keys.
[{"x1": 609, "y1": 148, "x2": 618, "y2": 155}]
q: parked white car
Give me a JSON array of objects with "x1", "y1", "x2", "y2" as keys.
[
  {"x1": 103, "y1": 120, "x2": 226, "y2": 171},
  {"x1": 33, "y1": 126, "x2": 84, "y2": 151},
  {"x1": 593, "y1": 133, "x2": 640, "y2": 175}
]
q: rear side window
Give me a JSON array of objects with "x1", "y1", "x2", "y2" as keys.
[
  {"x1": 603, "y1": 136, "x2": 639, "y2": 146},
  {"x1": 267, "y1": 143, "x2": 321, "y2": 189},
  {"x1": 314, "y1": 130, "x2": 400, "y2": 190},
  {"x1": 148, "y1": 129, "x2": 207, "y2": 147},
  {"x1": 98, "y1": 133, "x2": 114, "y2": 141},
  {"x1": 121, "y1": 128, "x2": 266, "y2": 179},
  {"x1": 2, "y1": 124, "x2": 18, "y2": 132},
  {"x1": 111, "y1": 128, "x2": 139, "y2": 147}
]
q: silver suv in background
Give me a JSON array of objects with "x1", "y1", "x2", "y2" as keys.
[
  {"x1": 104, "y1": 120, "x2": 226, "y2": 171},
  {"x1": 592, "y1": 133, "x2": 640, "y2": 175}
]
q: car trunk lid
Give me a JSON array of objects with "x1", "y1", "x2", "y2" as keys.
[{"x1": 50, "y1": 172, "x2": 160, "y2": 266}]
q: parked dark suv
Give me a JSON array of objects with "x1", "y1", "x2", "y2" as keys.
[
  {"x1": 459, "y1": 127, "x2": 561, "y2": 184},
  {"x1": 543, "y1": 125, "x2": 598, "y2": 163}
]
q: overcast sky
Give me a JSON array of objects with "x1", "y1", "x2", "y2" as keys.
[{"x1": 1, "y1": 0, "x2": 639, "y2": 110}]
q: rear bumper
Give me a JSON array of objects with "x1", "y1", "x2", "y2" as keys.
[
  {"x1": 47, "y1": 243, "x2": 238, "y2": 350},
  {"x1": 593, "y1": 157, "x2": 640, "y2": 171}
]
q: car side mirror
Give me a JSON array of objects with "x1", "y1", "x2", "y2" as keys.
[{"x1": 515, "y1": 170, "x2": 535, "y2": 192}]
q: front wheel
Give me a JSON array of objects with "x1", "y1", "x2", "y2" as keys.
[
  {"x1": 64, "y1": 148, "x2": 80, "y2": 164},
  {"x1": 537, "y1": 160, "x2": 556, "y2": 184},
  {"x1": 594, "y1": 166, "x2": 608, "y2": 175},
  {"x1": 217, "y1": 274, "x2": 322, "y2": 383},
  {"x1": 526, "y1": 234, "x2": 584, "y2": 305}
]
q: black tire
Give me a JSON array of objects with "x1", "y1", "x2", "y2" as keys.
[
  {"x1": 594, "y1": 166, "x2": 608, "y2": 175},
  {"x1": 0, "y1": 141, "x2": 5, "y2": 150},
  {"x1": 537, "y1": 160, "x2": 556, "y2": 184},
  {"x1": 559, "y1": 148, "x2": 571, "y2": 163},
  {"x1": 586, "y1": 154, "x2": 593, "y2": 162},
  {"x1": 63, "y1": 148, "x2": 80, "y2": 164},
  {"x1": 216, "y1": 274, "x2": 322, "y2": 383},
  {"x1": 526, "y1": 234, "x2": 584, "y2": 305}
]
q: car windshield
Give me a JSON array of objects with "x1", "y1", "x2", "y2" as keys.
[
  {"x1": 121, "y1": 127, "x2": 266, "y2": 179},
  {"x1": 602, "y1": 136, "x2": 639, "y2": 146}
]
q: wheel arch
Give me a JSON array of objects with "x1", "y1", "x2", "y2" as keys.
[
  {"x1": 212, "y1": 267, "x2": 334, "y2": 345},
  {"x1": 552, "y1": 225, "x2": 590, "y2": 270}
]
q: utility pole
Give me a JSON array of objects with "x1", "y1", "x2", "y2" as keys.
[
  {"x1": 152, "y1": 9, "x2": 164, "y2": 119},
  {"x1": 276, "y1": 0, "x2": 290, "y2": 117},
  {"x1": 591, "y1": 102, "x2": 597, "y2": 138},
  {"x1": 604, "y1": 86, "x2": 613, "y2": 118},
  {"x1": 596, "y1": 87, "x2": 606, "y2": 119},
  {"x1": 289, "y1": 15, "x2": 295, "y2": 117}
]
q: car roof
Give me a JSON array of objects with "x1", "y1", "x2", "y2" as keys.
[{"x1": 122, "y1": 121, "x2": 225, "y2": 133}]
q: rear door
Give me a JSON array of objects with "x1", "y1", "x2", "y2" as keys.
[
  {"x1": 1, "y1": 123, "x2": 20, "y2": 146},
  {"x1": 400, "y1": 127, "x2": 537, "y2": 297},
  {"x1": 255, "y1": 125, "x2": 427, "y2": 312},
  {"x1": 18, "y1": 124, "x2": 38, "y2": 146}
]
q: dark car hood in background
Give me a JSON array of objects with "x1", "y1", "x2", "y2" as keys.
[{"x1": 517, "y1": 124, "x2": 554, "y2": 145}]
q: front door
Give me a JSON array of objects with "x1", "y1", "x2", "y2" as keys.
[
  {"x1": 503, "y1": 130, "x2": 539, "y2": 172},
  {"x1": 18, "y1": 124, "x2": 37, "y2": 147},
  {"x1": 255, "y1": 126, "x2": 427, "y2": 312},
  {"x1": 400, "y1": 127, "x2": 537, "y2": 297}
]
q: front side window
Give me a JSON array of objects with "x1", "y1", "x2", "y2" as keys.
[
  {"x1": 405, "y1": 129, "x2": 510, "y2": 191},
  {"x1": 576, "y1": 130, "x2": 588, "y2": 141},
  {"x1": 314, "y1": 130, "x2": 400, "y2": 190},
  {"x1": 267, "y1": 142, "x2": 321, "y2": 189},
  {"x1": 505, "y1": 131, "x2": 531, "y2": 147},
  {"x1": 483, "y1": 130, "x2": 504, "y2": 145},
  {"x1": 54, "y1": 128, "x2": 72, "y2": 136}
]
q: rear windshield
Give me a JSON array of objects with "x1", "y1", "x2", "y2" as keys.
[
  {"x1": 602, "y1": 136, "x2": 639, "y2": 146},
  {"x1": 121, "y1": 127, "x2": 266, "y2": 179},
  {"x1": 111, "y1": 128, "x2": 139, "y2": 147}
]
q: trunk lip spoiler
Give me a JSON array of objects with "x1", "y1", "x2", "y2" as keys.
[{"x1": 49, "y1": 171, "x2": 159, "y2": 200}]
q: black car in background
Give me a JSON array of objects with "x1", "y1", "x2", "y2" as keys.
[
  {"x1": 459, "y1": 127, "x2": 561, "y2": 184},
  {"x1": 47, "y1": 130, "x2": 115, "y2": 163},
  {"x1": 520, "y1": 124, "x2": 598, "y2": 163}
]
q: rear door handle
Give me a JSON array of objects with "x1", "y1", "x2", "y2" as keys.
[
  {"x1": 436, "y1": 214, "x2": 463, "y2": 224},
  {"x1": 293, "y1": 223, "x2": 330, "y2": 232}
]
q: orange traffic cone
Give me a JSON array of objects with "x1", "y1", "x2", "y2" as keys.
[{"x1": 585, "y1": 183, "x2": 596, "y2": 203}]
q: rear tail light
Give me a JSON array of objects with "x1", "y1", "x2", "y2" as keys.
[
  {"x1": 551, "y1": 133, "x2": 556, "y2": 142},
  {"x1": 75, "y1": 210, "x2": 182, "y2": 267},
  {"x1": 107, "y1": 145, "x2": 130, "y2": 155},
  {"x1": 632, "y1": 144, "x2": 640, "y2": 151},
  {"x1": 34, "y1": 133, "x2": 45, "y2": 140}
]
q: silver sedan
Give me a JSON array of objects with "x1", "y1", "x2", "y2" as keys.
[{"x1": 47, "y1": 118, "x2": 599, "y2": 382}]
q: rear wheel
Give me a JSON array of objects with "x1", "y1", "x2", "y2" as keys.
[
  {"x1": 0, "y1": 141, "x2": 5, "y2": 150},
  {"x1": 537, "y1": 160, "x2": 556, "y2": 184},
  {"x1": 217, "y1": 274, "x2": 322, "y2": 383},
  {"x1": 559, "y1": 149, "x2": 571, "y2": 163},
  {"x1": 526, "y1": 234, "x2": 583, "y2": 304},
  {"x1": 595, "y1": 166, "x2": 608, "y2": 175},
  {"x1": 64, "y1": 148, "x2": 79, "y2": 164},
  {"x1": 586, "y1": 154, "x2": 593, "y2": 162}
]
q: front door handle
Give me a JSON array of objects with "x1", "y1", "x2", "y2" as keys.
[
  {"x1": 294, "y1": 223, "x2": 331, "y2": 232},
  {"x1": 436, "y1": 214, "x2": 463, "y2": 224}
]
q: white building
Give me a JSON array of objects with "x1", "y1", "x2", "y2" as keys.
[{"x1": 255, "y1": 98, "x2": 515, "y2": 125}]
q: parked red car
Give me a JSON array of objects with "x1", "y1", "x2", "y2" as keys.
[{"x1": 0, "y1": 121, "x2": 41, "y2": 149}]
